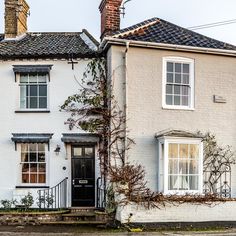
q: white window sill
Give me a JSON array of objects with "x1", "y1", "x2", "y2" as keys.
[
  {"x1": 164, "y1": 190, "x2": 202, "y2": 195},
  {"x1": 162, "y1": 105, "x2": 195, "y2": 111}
]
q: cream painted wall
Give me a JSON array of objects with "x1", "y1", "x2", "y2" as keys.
[
  {"x1": 0, "y1": 59, "x2": 100, "y2": 206},
  {"x1": 109, "y1": 45, "x2": 236, "y2": 196}
]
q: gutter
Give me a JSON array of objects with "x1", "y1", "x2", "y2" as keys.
[{"x1": 100, "y1": 37, "x2": 236, "y2": 57}]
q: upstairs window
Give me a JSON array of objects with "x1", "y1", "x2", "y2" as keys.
[
  {"x1": 20, "y1": 73, "x2": 48, "y2": 109},
  {"x1": 163, "y1": 57, "x2": 194, "y2": 110}
]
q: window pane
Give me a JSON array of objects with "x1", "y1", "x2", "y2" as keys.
[
  {"x1": 21, "y1": 144, "x2": 28, "y2": 153},
  {"x1": 190, "y1": 160, "x2": 198, "y2": 174},
  {"x1": 166, "y1": 85, "x2": 173, "y2": 94},
  {"x1": 174, "y1": 85, "x2": 181, "y2": 95},
  {"x1": 175, "y1": 73, "x2": 181, "y2": 83},
  {"x1": 179, "y1": 175, "x2": 189, "y2": 190},
  {"x1": 74, "y1": 147, "x2": 82, "y2": 156},
  {"x1": 169, "y1": 175, "x2": 178, "y2": 190},
  {"x1": 20, "y1": 86, "x2": 27, "y2": 109},
  {"x1": 38, "y1": 153, "x2": 45, "y2": 162},
  {"x1": 39, "y1": 97, "x2": 47, "y2": 108},
  {"x1": 38, "y1": 144, "x2": 45, "y2": 152},
  {"x1": 29, "y1": 153, "x2": 37, "y2": 162},
  {"x1": 22, "y1": 174, "x2": 29, "y2": 183},
  {"x1": 29, "y1": 85, "x2": 38, "y2": 96},
  {"x1": 21, "y1": 153, "x2": 29, "y2": 162},
  {"x1": 38, "y1": 174, "x2": 46, "y2": 183},
  {"x1": 179, "y1": 144, "x2": 188, "y2": 158},
  {"x1": 174, "y1": 96, "x2": 180, "y2": 105},
  {"x1": 30, "y1": 174, "x2": 37, "y2": 183},
  {"x1": 167, "y1": 73, "x2": 173, "y2": 83},
  {"x1": 30, "y1": 97, "x2": 37, "y2": 108},
  {"x1": 169, "y1": 159, "x2": 178, "y2": 174},
  {"x1": 38, "y1": 163, "x2": 46, "y2": 172},
  {"x1": 175, "y1": 63, "x2": 181, "y2": 73},
  {"x1": 20, "y1": 74, "x2": 28, "y2": 83},
  {"x1": 183, "y1": 74, "x2": 189, "y2": 84},
  {"x1": 179, "y1": 160, "x2": 189, "y2": 174},
  {"x1": 39, "y1": 85, "x2": 47, "y2": 96},
  {"x1": 169, "y1": 144, "x2": 178, "y2": 158},
  {"x1": 189, "y1": 176, "x2": 198, "y2": 190},
  {"x1": 38, "y1": 74, "x2": 47, "y2": 83},
  {"x1": 29, "y1": 73, "x2": 37, "y2": 83},
  {"x1": 183, "y1": 64, "x2": 189, "y2": 73},
  {"x1": 182, "y1": 96, "x2": 189, "y2": 106},
  {"x1": 22, "y1": 163, "x2": 29, "y2": 172},
  {"x1": 30, "y1": 163, "x2": 37, "y2": 172},
  {"x1": 166, "y1": 95, "x2": 172, "y2": 105},
  {"x1": 85, "y1": 148, "x2": 93, "y2": 157},
  {"x1": 29, "y1": 144, "x2": 37, "y2": 152},
  {"x1": 190, "y1": 144, "x2": 199, "y2": 159},
  {"x1": 167, "y1": 62, "x2": 174, "y2": 72},
  {"x1": 182, "y1": 86, "x2": 189, "y2": 95}
]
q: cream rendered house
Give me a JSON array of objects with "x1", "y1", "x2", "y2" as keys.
[{"x1": 99, "y1": 0, "x2": 236, "y2": 224}]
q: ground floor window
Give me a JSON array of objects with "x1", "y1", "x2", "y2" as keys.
[
  {"x1": 21, "y1": 143, "x2": 46, "y2": 184},
  {"x1": 157, "y1": 133, "x2": 203, "y2": 194}
]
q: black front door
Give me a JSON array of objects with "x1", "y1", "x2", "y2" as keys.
[{"x1": 71, "y1": 146, "x2": 95, "y2": 207}]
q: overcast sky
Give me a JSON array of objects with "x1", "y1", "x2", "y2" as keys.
[{"x1": 0, "y1": 0, "x2": 236, "y2": 45}]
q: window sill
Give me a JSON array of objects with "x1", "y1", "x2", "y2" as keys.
[
  {"x1": 162, "y1": 105, "x2": 195, "y2": 111},
  {"x1": 15, "y1": 110, "x2": 50, "y2": 113},
  {"x1": 16, "y1": 186, "x2": 49, "y2": 189}
]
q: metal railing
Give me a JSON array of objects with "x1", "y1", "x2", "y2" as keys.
[
  {"x1": 97, "y1": 177, "x2": 106, "y2": 209},
  {"x1": 37, "y1": 177, "x2": 68, "y2": 209}
]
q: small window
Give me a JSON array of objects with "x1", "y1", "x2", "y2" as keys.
[
  {"x1": 163, "y1": 57, "x2": 194, "y2": 109},
  {"x1": 19, "y1": 73, "x2": 48, "y2": 109},
  {"x1": 21, "y1": 143, "x2": 47, "y2": 184}
]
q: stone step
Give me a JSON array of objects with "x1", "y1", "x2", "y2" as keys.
[{"x1": 41, "y1": 220, "x2": 106, "y2": 226}]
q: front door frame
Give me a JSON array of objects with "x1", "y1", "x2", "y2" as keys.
[{"x1": 71, "y1": 144, "x2": 96, "y2": 207}]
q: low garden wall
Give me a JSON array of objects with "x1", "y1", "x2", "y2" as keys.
[
  {"x1": 116, "y1": 201, "x2": 236, "y2": 224},
  {"x1": 0, "y1": 211, "x2": 67, "y2": 225}
]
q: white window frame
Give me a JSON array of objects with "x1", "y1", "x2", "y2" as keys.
[
  {"x1": 162, "y1": 57, "x2": 195, "y2": 110},
  {"x1": 158, "y1": 137, "x2": 203, "y2": 195},
  {"x1": 17, "y1": 73, "x2": 50, "y2": 111},
  {"x1": 18, "y1": 143, "x2": 49, "y2": 187}
]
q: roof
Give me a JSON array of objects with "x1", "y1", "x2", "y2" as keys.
[
  {"x1": 0, "y1": 30, "x2": 98, "y2": 59},
  {"x1": 112, "y1": 17, "x2": 236, "y2": 51}
]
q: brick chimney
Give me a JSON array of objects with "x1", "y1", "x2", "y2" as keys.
[
  {"x1": 99, "y1": 0, "x2": 123, "y2": 39},
  {"x1": 4, "y1": 0, "x2": 30, "y2": 39}
]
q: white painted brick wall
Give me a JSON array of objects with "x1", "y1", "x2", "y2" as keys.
[{"x1": 116, "y1": 201, "x2": 236, "y2": 223}]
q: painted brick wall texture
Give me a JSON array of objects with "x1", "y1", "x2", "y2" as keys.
[{"x1": 109, "y1": 45, "x2": 236, "y2": 198}]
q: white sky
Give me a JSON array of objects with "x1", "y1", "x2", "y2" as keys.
[{"x1": 0, "y1": 0, "x2": 236, "y2": 45}]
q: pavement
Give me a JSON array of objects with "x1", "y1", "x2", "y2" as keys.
[{"x1": 0, "y1": 226, "x2": 236, "y2": 236}]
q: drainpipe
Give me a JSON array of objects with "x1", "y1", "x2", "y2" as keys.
[{"x1": 124, "y1": 42, "x2": 130, "y2": 163}]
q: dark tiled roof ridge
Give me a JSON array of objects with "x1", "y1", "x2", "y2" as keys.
[{"x1": 112, "y1": 17, "x2": 236, "y2": 51}]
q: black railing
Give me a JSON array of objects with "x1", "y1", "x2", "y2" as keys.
[
  {"x1": 97, "y1": 177, "x2": 106, "y2": 209},
  {"x1": 37, "y1": 177, "x2": 68, "y2": 209}
]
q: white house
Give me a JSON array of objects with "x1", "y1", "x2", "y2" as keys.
[
  {"x1": 0, "y1": 0, "x2": 101, "y2": 209},
  {"x1": 99, "y1": 0, "x2": 236, "y2": 224}
]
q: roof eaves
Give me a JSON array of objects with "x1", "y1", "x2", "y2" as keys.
[{"x1": 100, "y1": 37, "x2": 236, "y2": 57}]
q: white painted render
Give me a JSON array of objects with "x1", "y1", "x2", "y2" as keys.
[
  {"x1": 0, "y1": 59, "x2": 100, "y2": 207},
  {"x1": 108, "y1": 45, "x2": 236, "y2": 198}
]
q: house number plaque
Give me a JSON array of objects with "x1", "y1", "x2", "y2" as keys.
[{"x1": 79, "y1": 180, "x2": 88, "y2": 184}]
